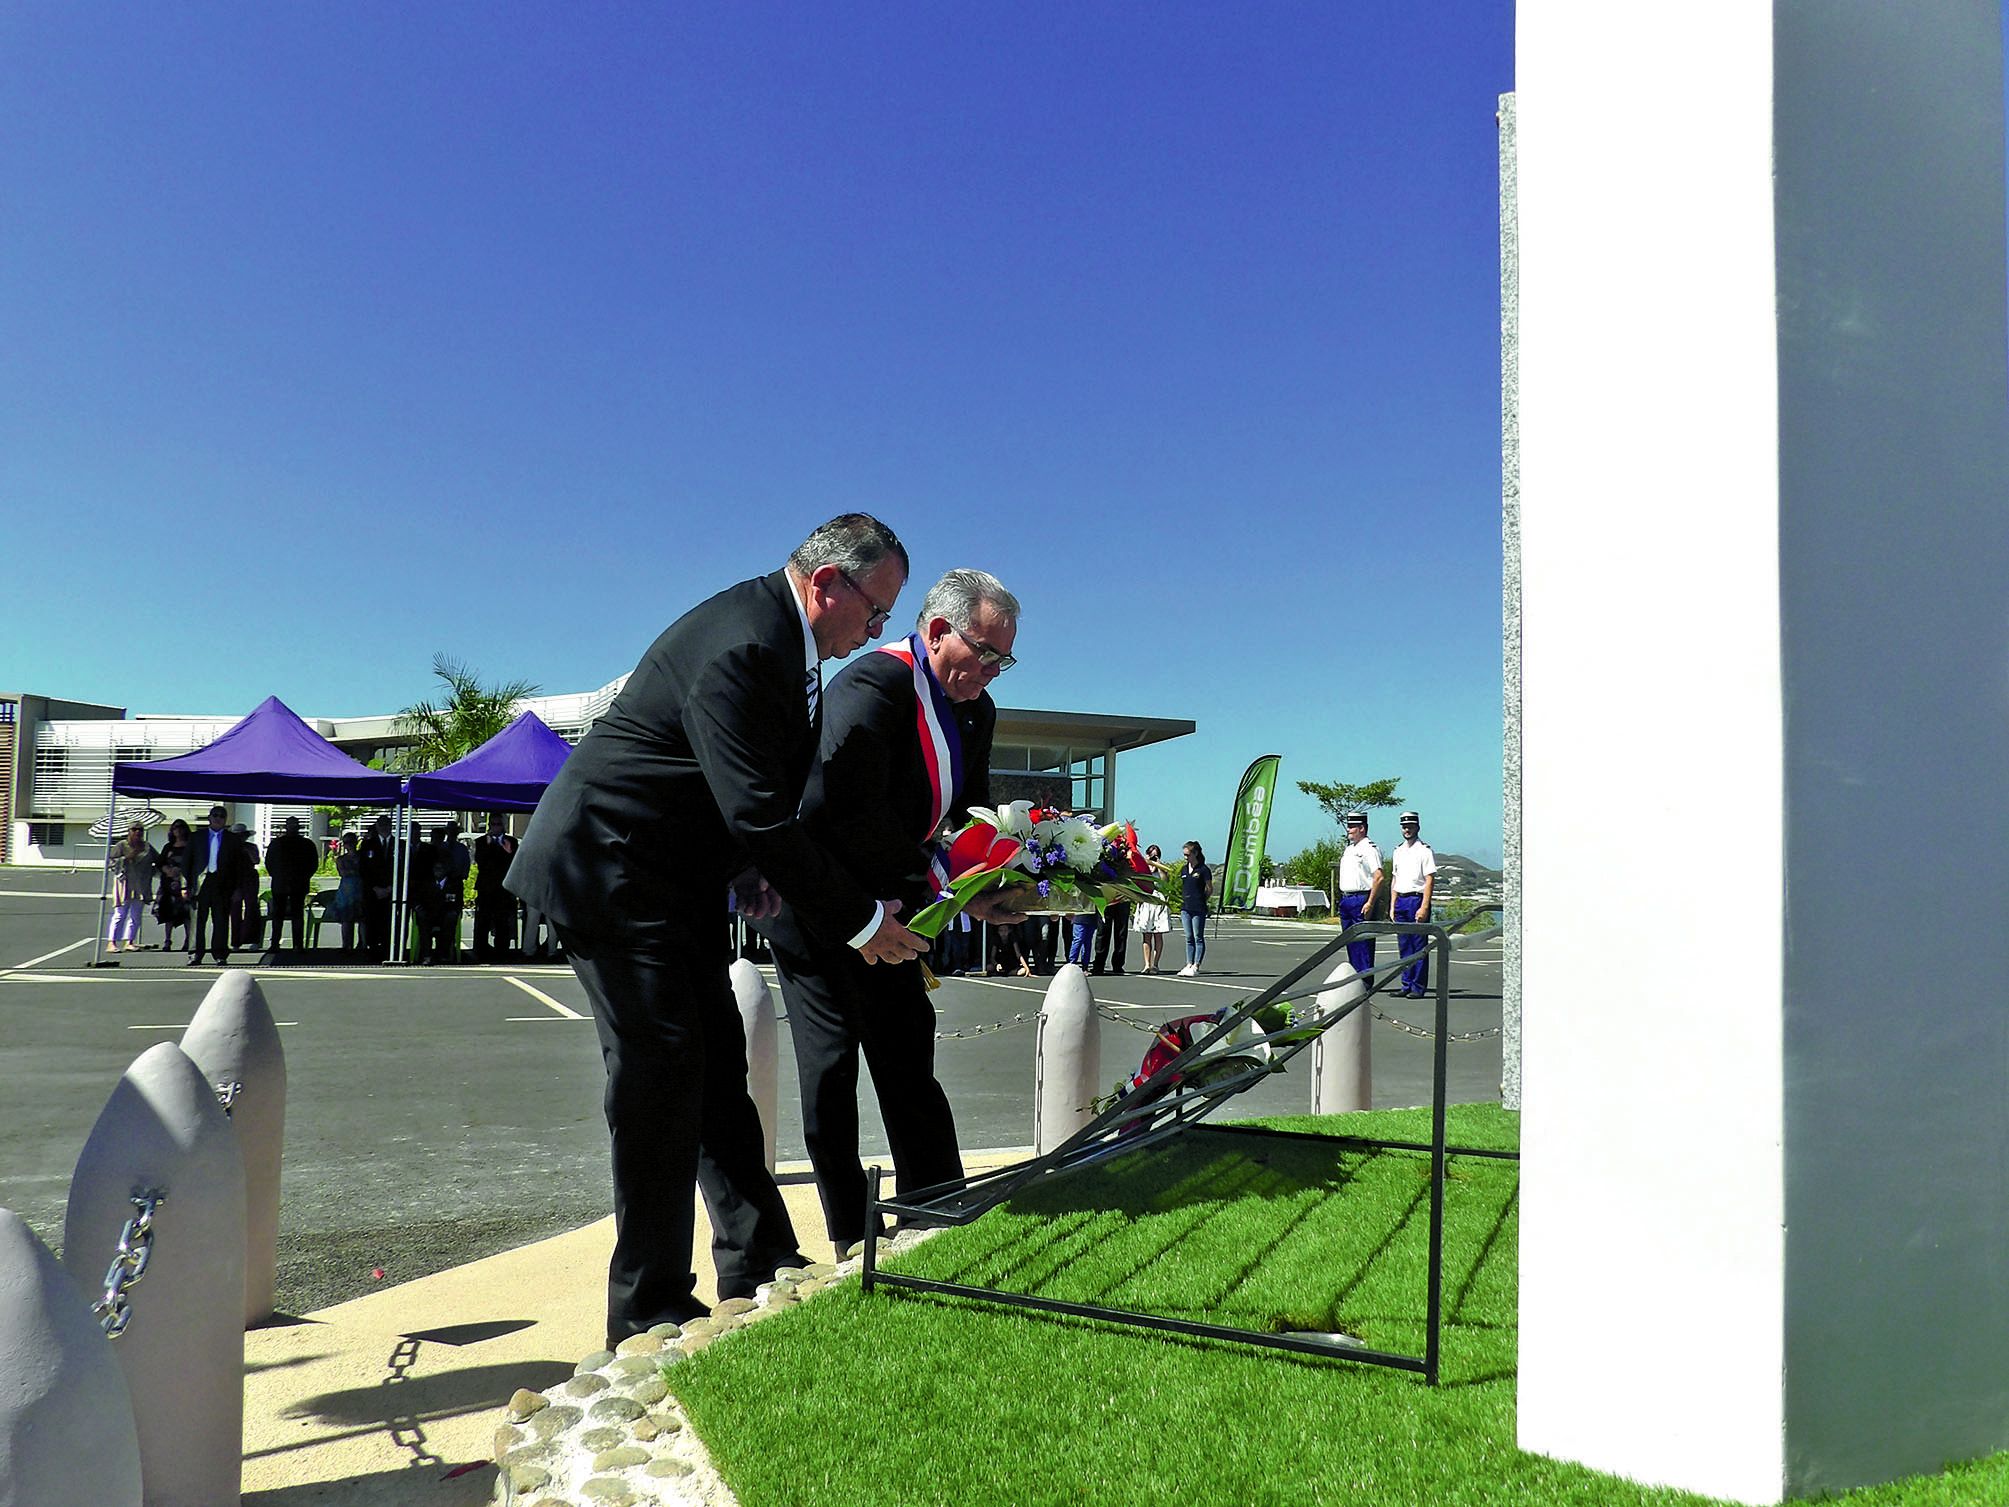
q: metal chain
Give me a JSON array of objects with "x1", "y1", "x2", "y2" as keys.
[
  {"x1": 94, "y1": 1190, "x2": 166, "y2": 1339},
  {"x1": 1370, "y1": 1007, "x2": 1502, "y2": 1043},
  {"x1": 214, "y1": 1080, "x2": 244, "y2": 1117},
  {"x1": 1094, "y1": 1003, "x2": 1177, "y2": 1035},
  {"x1": 936, "y1": 1012, "x2": 1038, "y2": 1041}
]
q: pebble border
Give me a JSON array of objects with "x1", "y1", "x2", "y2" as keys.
[{"x1": 487, "y1": 1233, "x2": 932, "y2": 1506}]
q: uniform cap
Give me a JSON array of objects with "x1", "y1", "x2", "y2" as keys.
[
  {"x1": 1343, "y1": 811, "x2": 1367, "y2": 824},
  {"x1": 1399, "y1": 811, "x2": 1420, "y2": 823}
]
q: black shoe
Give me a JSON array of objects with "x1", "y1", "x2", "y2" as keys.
[
  {"x1": 185, "y1": 955, "x2": 203, "y2": 967},
  {"x1": 1109, "y1": 968, "x2": 1124, "y2": 975}
]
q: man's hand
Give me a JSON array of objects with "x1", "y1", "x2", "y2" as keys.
[
  {"x1": 965, "y1": 891, "x2": 1026, "y2": 928},
  {"x1": 858, "y1": 898, "x2": 929, "y2": 964},
  {"x1": 730, "y1": 867, "x2": 781, "y2": 921}
]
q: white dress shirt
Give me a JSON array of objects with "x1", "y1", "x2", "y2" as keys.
[
  {"x1": 1337, "y1": 838, "x2": 1382, "y2": 893},
  {"x1": 1391, "y1": 838, "x2": 1436, "y2": 894}
]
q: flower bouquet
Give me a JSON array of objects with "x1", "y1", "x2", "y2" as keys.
[{"x1": 905, "y1": 802, "x2": 1164, "y2": 939}]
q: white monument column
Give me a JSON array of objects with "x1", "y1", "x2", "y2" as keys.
[{"x1": 1515, "y1": 4, "x2": 2009, "y2": 1503}]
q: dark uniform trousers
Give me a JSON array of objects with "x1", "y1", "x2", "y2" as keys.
[
  {"x1": 772, "y1": 938, "x2": 965, "y2": 1248},
  {"x1": 559, "y1": 915, "x2": 802, "y2": 1334}
]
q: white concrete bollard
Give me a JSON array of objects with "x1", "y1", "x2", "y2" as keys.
[
  {"x1": 0, "y1": 1209, "x2": 143, "y2": 1507},
  {"x1": 1034, "y1": 964, "x2": 1100, "y2": 1153},
  {"x1": 63, "y1": 1043, "x2": 247, "y2": 1507},
  {"x1": 179, "y1": 969, "x2": 286, "y2": 1326},
  {"x1": 1310, "y1": 960, "x2": 1372, "y2": 1115},
  {"x1": 730, "y1": 958, "x2": 778, "y2": 1171}
]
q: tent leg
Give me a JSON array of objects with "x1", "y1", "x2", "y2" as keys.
[{"x1": 90, "y1": 782, "x2": 117, "y2": 966}]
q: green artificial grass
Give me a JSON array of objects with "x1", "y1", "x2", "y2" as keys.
[{"x1": 667, "y1": 1105, "x2": 2009, "y2": 1507}]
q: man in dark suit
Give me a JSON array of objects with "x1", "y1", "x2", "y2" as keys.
[
  {"x1": 764, "y1": 568, "x2": 1024, "y2": 1259},
  {"x1": 470, "y1": 818, "x2": 518, "y2": 961},
  {"x1": 263, "y1": 815, "x2": 321, "y2": 956},
  {"x1": 186, "y1": 804, "x2": 244, "y2": 965},
  {"x1": 506, "y1": 513, "x2": 930, "y2": 1347},
  {"x1": 357, "y1": 814, "x2": 399, "y2": 962}
]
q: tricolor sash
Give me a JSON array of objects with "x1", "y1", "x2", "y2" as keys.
[{"x1": 875, "y1": 633, "x2": 965, "y2": 882}]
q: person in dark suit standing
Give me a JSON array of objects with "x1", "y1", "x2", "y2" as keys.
[
  {"x1": 506, "y1": 514, "x2": 930, "y2": 1347},
  {"x1": 263, "y1": 815, "x2": 321, "y2": 956},
  {"x1": 764, "y1": 568, "x2": 1024, "y2": 1259},
  {"x1": 186, "y1": 804, "x2": 244, "y2": 966},
  {"x1": 357, "y1": 814, "x2": 398, "y2": 962},
  {"x1": 470, "y1": 818, "x2": 518, "y2": 961}
]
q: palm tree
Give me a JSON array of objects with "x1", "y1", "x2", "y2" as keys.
[{"x1": 391, "y1": 655, "x2": 540, "y2": 773}]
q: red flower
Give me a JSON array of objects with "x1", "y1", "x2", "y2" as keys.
[{"x1": 944, "y1": 821, "x2": 1023, "y2": 882}]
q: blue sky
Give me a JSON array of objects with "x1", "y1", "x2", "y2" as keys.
[{"x1": 2, "y1": 3, "x2": 1517, "y2": 867}]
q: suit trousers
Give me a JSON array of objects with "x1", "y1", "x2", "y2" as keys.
[
  {"x1": 472, "y1": 892, "x2": 516, "y2": 959},
  {"x1": 191, "y1": 873, "x2": 232, "y2": 961},
  {"x1": 558, "y1": 917, "x2": 803, "y2": 1339},
  {"x1": 269, "y1": 890, "x2": 307, "y2": 952},
  {"x1": 1092, "y1": 903, "x2": 1130, "y2": 973},
  {"x1": 772, "y1": 939, "x2": 965, "y2": 1248}
]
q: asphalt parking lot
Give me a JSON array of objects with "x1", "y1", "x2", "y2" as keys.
[{"x1": 0, "y1": 871, "x2": 1504, "y2": 1314}]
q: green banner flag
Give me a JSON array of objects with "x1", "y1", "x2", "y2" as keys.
[{"x1": 1218, "y1": 753, "x2": 1282, "y2": 913}]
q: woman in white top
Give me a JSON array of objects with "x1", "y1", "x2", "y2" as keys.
[{"x1": 1131, "y1": 843, "x2": 1173, "y2": 973}]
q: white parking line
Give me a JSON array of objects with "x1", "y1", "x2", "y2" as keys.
[
  {"x1": 504, "y1": 975, "x2": 584, "y2": 1020},
  {"x1": 9, "y1": 937, "x2": 94, "y2": 970}
]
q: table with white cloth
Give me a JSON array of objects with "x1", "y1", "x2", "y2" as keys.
[{"x1": 1253, "y1": 885, "x2": 1331, "y2": 915}]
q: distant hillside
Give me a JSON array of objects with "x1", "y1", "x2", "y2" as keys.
[{"x1": 1430, "y1": 853, "x2": 1502, "y2": 894}]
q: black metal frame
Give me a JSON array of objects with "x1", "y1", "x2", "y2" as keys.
[{"x1": 861, "y1": 905, "x2": 1516, "y2": 1384}]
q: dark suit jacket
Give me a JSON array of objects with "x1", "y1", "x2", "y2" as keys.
[
  {"x1": 506, "y1": 569, "x2": 875, "y2": 942},
  {"x1": 472, "y1": 833, "x2": 516, "y2": 895},
  {"x1": 764, "y1": 644, "x2": 995, "y2": 954},
  {"x1": 187, "y1": 828, "x2": 246, "y2": 891},
  {"x1": 358, "y1": 831, "x2": 399, "y2": 894},
  {"x1": 265, "y1": 833, "x2": 320, "y2": 896}
]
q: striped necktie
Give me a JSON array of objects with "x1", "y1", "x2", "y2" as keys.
[{"x1": 805, "y1": 665, "x2": 821, "y2": 721}]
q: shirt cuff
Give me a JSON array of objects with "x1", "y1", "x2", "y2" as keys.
[{"x1": 847, "y1": 901, "x2": 884, "y2": 950}]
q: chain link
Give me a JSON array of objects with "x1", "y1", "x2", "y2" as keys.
[
  {"x1": 94, "y1": 1189, "x2": 166, "y2": 1339},
  {"x1": 936, "y1": 1012, "x2": 1038, "y2": 1041},
  {"x1": 214, "y1": 1080, "x2": 244, "y2": 1117},
  {"x1": 1094, "y1": 1003, "x2": 1175, "y2": 1035},
  {"x1": 1370, "y1": 1007, "x2": 1502, "y2": 1043}
]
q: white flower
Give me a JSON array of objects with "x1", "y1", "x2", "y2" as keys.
[
  {"x1": 1060, "y1": 820, "x2": 1104, "y2": 872},
  {"x1": 964, "y1": 806, "x2": 1002, "y2": 831},
  {"x1": 996, "y1": 801, "x2": 1037, "y2": 839}
]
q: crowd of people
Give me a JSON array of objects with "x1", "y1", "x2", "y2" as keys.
[{"x1": 103, "y1": 808, "x2": 533, "y2": 966}]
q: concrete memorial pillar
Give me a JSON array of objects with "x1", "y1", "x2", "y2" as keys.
[
  {"x1": 179, "y1": 969, "x2": 287, "y2": 1326},
  {"x1": 0, "y1": 1210, "x2": 143, "y2": 1507},
  {"x1": 1034, "y1": 964, "x2": 1099, "y2": 1153},
  {"x1": 1309, "y1": 960, "x2": 1370, "y2": 1115},
  {"x1": 729, "y1": 958, "x2": 779, "y2": 1171},
  {"x1": 62, "y1": 1043, "x2": 246, "y2": 1507},
  {"x1": 1514, "y1": 5, "x2": 2009, "y2": 1501}
]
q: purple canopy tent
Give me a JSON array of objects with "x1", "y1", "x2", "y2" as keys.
[
  {"x1": 401, "y1": 711, "x2": 572, "y2": 812},
  {"x1": 101, "y1": 696, "x2": 404, "y2": 964},
  {"x1": 111, "y1": 696, "x2": 402, "y2": 805},
  {"x1": 397, "y1": 712, "x2": 572, "y2": 966}
]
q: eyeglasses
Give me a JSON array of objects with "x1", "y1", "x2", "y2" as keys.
[
  {"x1": 954, "y1": 626, "x2": 1016, "y2": 673},
  {"x1": 835, "y1": 569, "x2": 895, "y2": 630}
]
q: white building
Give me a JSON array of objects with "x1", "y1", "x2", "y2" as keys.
[{"x1": 1, "y1": 684, "x2": 1192, "y2": 864}]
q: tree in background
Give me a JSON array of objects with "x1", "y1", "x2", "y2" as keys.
[
  {"x1": 1279, "y1": 775, "x2": 1403, "y2": 900},
  {"x1": 1295, "y1": 775, "x2": 1403, "y2": 829},
  {"x1": 391, "y1": 656, "x2": 540, "y2": 774}
]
